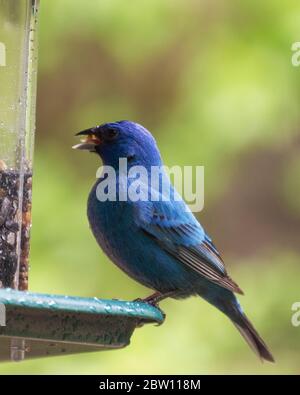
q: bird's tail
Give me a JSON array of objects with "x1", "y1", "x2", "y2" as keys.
[
  {"x1": 201, "y1": 291, "x2": 274, "y2": 362},
  {"x1": 232, "y1": 311, "x2": 274, "y2": 363}
]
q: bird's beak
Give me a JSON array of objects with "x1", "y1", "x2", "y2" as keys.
[{"x1": 72, "y1": 128, "x2": 102, "y2": 151}]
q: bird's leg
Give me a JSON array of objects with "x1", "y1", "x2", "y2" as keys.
[
  {"x1": 142, "y1": 291, "x2": 177, "y2": 305},
  {"x1": 134, "y1": 291, "x2": 176, "y2": 306}
]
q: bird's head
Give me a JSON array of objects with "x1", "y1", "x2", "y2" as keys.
[{"x1": 73, "y1": 120, "x2": 162, "y2": 168}]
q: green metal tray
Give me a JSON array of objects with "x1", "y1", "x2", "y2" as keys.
[{"x1": 0, "y1": 288, "x2": 164, "y2": 362}]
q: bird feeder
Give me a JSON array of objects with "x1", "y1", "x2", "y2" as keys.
[{"x1": 0, "y1": 0, "x2": 163, "y2": 362}]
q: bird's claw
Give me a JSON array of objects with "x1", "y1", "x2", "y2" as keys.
[
  {"x1": 153, "y1": 306, "x2": 166, "y2": 326},
  {"x1": 133, "y1": 297, "x2": 166, "y2": 326}
]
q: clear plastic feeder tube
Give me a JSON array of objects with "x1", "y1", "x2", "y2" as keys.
[{"x1": 0, "y1": 0, "x2": 39, "y2": 292}]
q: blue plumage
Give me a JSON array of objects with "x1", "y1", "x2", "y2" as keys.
[{"x1": 74, "y1": 120, "x2": 274, "y2": 362}]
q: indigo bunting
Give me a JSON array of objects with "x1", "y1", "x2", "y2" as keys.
[{"x1": 73, "y1": 120, "x2": 274, "y2": 362}]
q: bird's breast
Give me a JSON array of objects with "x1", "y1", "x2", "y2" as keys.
[{"x1": 87, "y1": 181, "x2": 136, "y2": 258}]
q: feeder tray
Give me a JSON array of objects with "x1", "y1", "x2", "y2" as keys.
[{"x1": 0, "y1": 288, "x2": 164, "y2": 362}]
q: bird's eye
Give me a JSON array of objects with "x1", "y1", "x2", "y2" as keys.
[{"x1": 104, "y1": 128, "x2": 119, "y2": 140}]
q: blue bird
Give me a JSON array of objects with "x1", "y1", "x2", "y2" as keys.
[{"x1": 73, "y1": 120, "x2": 274, "y2": 362}]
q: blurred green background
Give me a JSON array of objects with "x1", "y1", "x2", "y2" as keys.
[{"x1": 2, "y1": 0, "x2": 300, "y2": 374}]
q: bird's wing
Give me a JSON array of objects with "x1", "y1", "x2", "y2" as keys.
[{"x1": 134, "y1": 195, "x2": 243, "y2": 295}]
